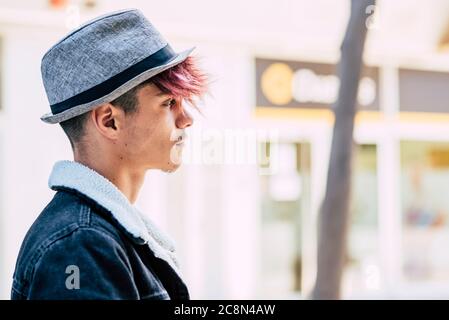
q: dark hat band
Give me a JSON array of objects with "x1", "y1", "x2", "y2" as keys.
[{"x1": 50, "y1": 44, "x2": 176, "y2": 115}]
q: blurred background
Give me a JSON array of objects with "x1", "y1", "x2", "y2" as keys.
[{"x1": 2, "y1": 0, "x2": 449, "y2": 299}]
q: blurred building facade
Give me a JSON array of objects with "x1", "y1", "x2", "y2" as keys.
[{"x1": 2, "y1": 0, "x2": 449, "y2": 299}]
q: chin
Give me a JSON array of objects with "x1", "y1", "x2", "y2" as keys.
[
  {"x1": 166, "y1": 145, "x2": 184, "y2": 172},
  {"x1": 161, "y1": 162, "x2": 181, "y2": 173}
]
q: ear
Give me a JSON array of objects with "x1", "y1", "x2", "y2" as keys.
[{"x1": 90, "y1": 103, "x2": 125, "y2": 140}]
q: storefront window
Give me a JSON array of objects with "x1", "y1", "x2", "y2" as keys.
[
  {"x1": 401, "y1": 141, "x2": 449, "y2": 282},
  {"x1": 258, "y1": 142, "x2": 310, "y2": 298},
  {"x1": 344, "y1": 144, "x2": 381, "y2": 295}
]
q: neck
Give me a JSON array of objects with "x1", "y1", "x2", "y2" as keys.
[{"x1": 73, "y1": 149, "x2": 145, "y2": 204}]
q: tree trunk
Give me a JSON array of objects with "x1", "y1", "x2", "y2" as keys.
[{"x1": 311, "y1": 0, "x2": 375, "y2": 300}]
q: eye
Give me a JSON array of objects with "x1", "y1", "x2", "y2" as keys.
[{"x1": 163, "y1": 98, "x2": 176, "y2": 108}]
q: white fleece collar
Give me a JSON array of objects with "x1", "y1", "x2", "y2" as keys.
[{"x1": 48, "y1": 160, "x2": 183, "y2": 279}]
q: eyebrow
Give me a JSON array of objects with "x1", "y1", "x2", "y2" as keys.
[{"x1": 156, "y1": 91, "x2": 171, "y2": 97}]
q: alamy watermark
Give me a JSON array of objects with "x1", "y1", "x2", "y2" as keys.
[
  {"x1": 65, "y1": 265, "x2": 80, "y2": 290},
  {"x1": 169, "y1": 128, "x2": 281, "y2": 175},
  {"x1": 366, "y1": 4, "x2": 380, "y2": 30}
]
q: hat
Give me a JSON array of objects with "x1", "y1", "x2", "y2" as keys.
[{"x1": 40, "y1": 9, "x2": 194, "y2": 124}]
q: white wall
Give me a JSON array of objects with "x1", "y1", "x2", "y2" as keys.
[{"x1": 0, "y1": 24, "x2": 73, "y2": 298}]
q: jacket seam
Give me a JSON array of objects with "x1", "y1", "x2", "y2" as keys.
[
  {"x1": 11, "y1": 285, "x2": 26, "y2": 299},
  {"x1": 28, "y1": 226, "x2": 134, "y2": 288},
  {"x1": 20, "y1": 223, "x2": 130, "y2": 295},
  {"x1": 79, "y1": 203, "x2": 91, "y2": 227},
  {"x1": 141, "y1": 290, "x2": 170, "y2": 300},
  {"x1": 55, "y1": 188, "x2": 146, "y2": 245},
  {"x1": 23, "y1": 223, "x2": 80, "y2": 282},
  {"x1": 77, "y1": 227, "x2": 134, "y2": 274}
]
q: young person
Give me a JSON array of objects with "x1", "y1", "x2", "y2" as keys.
[{"x1": 11, "y1": 9, "x2": 208, "y2": 300}]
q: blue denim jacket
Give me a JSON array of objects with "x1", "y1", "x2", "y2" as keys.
[{"x1": 11, "y1": 161, "x2": 189, "y2": 300}]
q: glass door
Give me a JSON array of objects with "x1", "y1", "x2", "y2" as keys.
[
  {"x1": 400, "y1": 141, "x2": 449, "y2": 283},
  {"x1": 258, "y1": 141, "x2": 311, "y2": 298},
  {"x1": 343, "y1": 144, "x2": 381, "y2": 296}
]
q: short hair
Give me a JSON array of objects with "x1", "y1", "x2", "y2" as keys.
[{"x1": 60, "y1": 56, "x2": 208, "y2": 149}]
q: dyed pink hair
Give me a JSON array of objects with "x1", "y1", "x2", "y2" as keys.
[{"x1": 150, "y1": 56, "x2": 208, "y2": 109}]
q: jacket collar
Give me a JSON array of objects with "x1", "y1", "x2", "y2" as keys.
[{"x1": 48, "y1": 160, "x2": 183, "y2": 279}]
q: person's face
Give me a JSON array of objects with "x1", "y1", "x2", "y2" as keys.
[{"x1": 119, "y1": 83, "x2": 194, "y2": 172}]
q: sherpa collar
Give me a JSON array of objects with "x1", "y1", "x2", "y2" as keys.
[{"x1": 48, "y1": 160, "x2": 183, "y2": 279}]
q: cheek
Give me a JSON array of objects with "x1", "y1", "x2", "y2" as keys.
[
  {"x1": 153, "y1": 116, "x2": 175, "y2": 150},
  {"x1": 121, "y1": 118, "x2": 153, "y2": 156},
  {"x1": 129, "y1": 112, "x2": 173, "y2": 154}
]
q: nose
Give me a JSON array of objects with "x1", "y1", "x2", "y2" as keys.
[{"x1": 175, "y1": 107, "x2": 194, "y2": 129}]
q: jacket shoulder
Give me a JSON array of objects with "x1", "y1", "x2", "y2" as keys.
[
  {"x1": 16, "y1": 226, "x2": 139, "y2": 299},
  {"x1": 12, "y1": 190, "x2": 129, "y2": 298}
]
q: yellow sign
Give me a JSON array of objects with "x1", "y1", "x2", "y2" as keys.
[{"x1": 260, "y1": 63, "x2": 294, "y2": 105}]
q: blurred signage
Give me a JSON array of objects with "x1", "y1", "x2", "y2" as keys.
[
  {"x1": 48, "y1": 0, "x2": 67, "y2": 8},
  {"x1": 428, "y1": 149, "x2": 449, "y2": 168},
  {"x1": 48, "y1": 0, "x2": 96, "y2": 9},
  {"x1": 399, "y1": 68, "x2": 449, "y2": 113},
  {"x1": 255, "y1": 58, "x2": 379, "y2": 110}
]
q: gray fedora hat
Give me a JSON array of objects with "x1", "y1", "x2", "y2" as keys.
[{"x1": 40, "y1": 9, "x2": 194, "y2": 124}]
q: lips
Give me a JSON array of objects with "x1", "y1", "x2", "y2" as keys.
[
  {"x1": 174, "y1": 137, "x2": 185, "y2": 147},
  {"x1": 174, "y1": 134, "x2": 187, "y2": 144}
]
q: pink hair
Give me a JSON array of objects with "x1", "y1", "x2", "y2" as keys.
[{"x1": 151, "y1": 56, "x2": 208, "y2": 109}]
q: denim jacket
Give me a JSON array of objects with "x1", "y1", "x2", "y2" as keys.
[{"x1": 11, "y1": 160, "x2": 189, "y2": 300}]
